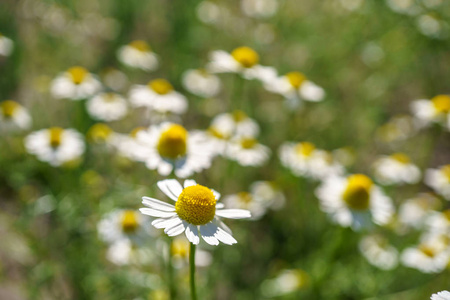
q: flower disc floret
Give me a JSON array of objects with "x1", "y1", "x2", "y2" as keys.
[
  {"x1": 1, "y1": 100, "x2": 18, "y2": 118},
  {"x1": 175, "y1": 184, "x2": 216, "y2": 225},
  {"x1": 286, "y1": 72, "x2": 307, "y2": 88},
  {"x1": 241, "y1": 138, "x2": 258, "y2": 149},
  {"x1": 148, "y1": 79, "x2": 173, "y2": 95},
  {"x1": 432, "y1": 95, "x2": 450, "y2": 113},
  {"x1": 49, "y1": 127, "x2": 64, "y2": 148},
  {"x1": 232, "y1": 110, "x2": 248, "y2": 122},
  {"x1": 231, "y1": 47, "x2": 259, "y2": 68},
  {"x1": 121, "y1": 210, "x2": 139, "y2": 233},
  {"x1": 442, "y1": 165, "x2": 450, "y2": 183},
  {"x1": 157, "y1": 124, "x2": 188, "y2": 159},
  {"x1": 295, "y1": 142, "x2": 315, "y2": 157},
  {"x1": 88, "y1": 123, "x2": 113, "y2": 142},
  {"x1": 391, "y1": 153, "x2": 410, "y2": 164},
  {"x1": 342, "y1": 174, "x2": 373, "y2": 210},
  {"x1": 129, "y1": 40, "x2": 151, "y2": 52},
  {"x1": 68, "y1": 66, "x2": 88, "y2": 84}
]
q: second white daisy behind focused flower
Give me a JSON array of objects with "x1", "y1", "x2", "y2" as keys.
[
  {"x1": 140, "y1": 179, "x2": 251, "y2": 245},
  {"x1": 431, "y1": 291, "x2": 450, "y2": 300}
]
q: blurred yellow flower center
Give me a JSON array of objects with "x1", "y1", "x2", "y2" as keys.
[
  {"x1": 232, "y1": 110, "x2": 248, "y2": 122},
  {"x1": 157, "y1": 124, "x2": 188, "y2": 159},
  {"x1": 295, "y1": 142, "x2": 316, "y2": 157},
  {"x1": 130, "y1": 126, "x2": 146, "y2": 138},
  {"x1": 342, "y1": 174, "x2": 373, "y2": 210},
  {"x1": 241, "y1": 138, "x2": 257, "y2": 149},
  {"x1": 171, "y1": 238, "x2": 189, "y2": 257},
  {"x1": 238, "y1": 192, "x2": 253, "y2": 204},
  {"x1": 443, "y1": 209, "x2": 450, "y2": 221},
  {"x1": 149, "y1": 79, "x2": 173, "y2": 95},
  {"x1": 231, "y1": 46, "x2": 259, "y2": 68},
  {"x1": 68, "y1": 66, "x2": 88, "y2": 84},
  {"x1": 88, "y1": 123, "x2": 113, "y2": 142},
  {"x1": 1, "y1": 100, "x2": 19, "y2": 118},
  {"x1": 49, "y1": 127, "x2": 64, "y2": 148},
  {"x1": 442, "y1": 165, "x2": 450, "y2": 183},
  {"x1": 431, "y1": 95, "x2": 450, "y2": 113},
  {"x1": 391, "y1": 153, "x2": 410, "y2": 164},
  {"x1": 103, "y1": 93, "x2": 119, "y2": 102},
  {"x1": 175, "y1": 184, "x2": 216, "y2": 225},
  {"x1": 286, "y1": 72, "x2": 307, "y2": 88},
  {"x1": 121, "y1": 210, "x2": 139, "y2": 233},
  {"x1": 208, "y1": 126, "x2": 227, "y2": 140},
  {"x1": 129, "y1": 40, "x2": 150, "y2": 52},
  {"x1": 419, "y1": 245, "x2": 436, "y2": 257}
]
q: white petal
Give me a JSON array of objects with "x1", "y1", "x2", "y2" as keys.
[
  {"x1": 165, "y1": 222, "x2": 186, "y2": 236},
  {"x1": 139, "y1": 208, "x2": 177, "y2": 218},
  {"x1": 152, "y1": 217, "x2": 182, "y2": 229},
  {"x1": 216, "y1": 203, "x2": 225, "y2": 209},
  {"x1": 184, "y1": 179, "x2": 197, "y2": 188},
  {"x1": 199, "y1": 223, "x2": 220, "y2": 246},
  {"x1": 142, "y1": 197, "x2": 176, "y2": 211},
  {"x1": 215, "y1": 209, "x2": 251, "y2": 219},
  {"x1": 157, "y1": 179, "x2": 182, "y2": 201},
  {"x1": 215, "y1": 227, "x2": 237, "y2": 245},
  {"x1": 185, "y1": 223, "x2": 200, "y2": 245},
  {"x1": 212, "y1": 189, "x2": 221, "y2": 200}
]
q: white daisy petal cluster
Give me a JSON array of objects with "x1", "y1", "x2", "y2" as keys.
[
  {"x1": 140, "y1": 179, "x2": 251, "y2": 245},
  {"x1": 260, "y1": 269, "x2": 309, "y2": 298},
  {"x1": 24, "y1": 127, "x2": 85, "y2": 167},
  {"x1": 372, "y1": 153, "x2": 421, "y2": 185},
  {"x1": 50, "y1": 66, "x2": 102, "y2": 100},
  {"x1": 431, "y1": 291, "x2": 450, "y2": 300},
  {"x1": 397, "y1": 193, "x2": 440, "y2": 231},
  {"x1": 425, "y1": 165, "x2": 450, "y2": 200},
  {"x1": 0, "y1": 100, "x2": 32, "y2": 132},
  {"x1": 241, "y1": 0, "x2": 278, "y2": 19},
  {"x1": 182, "y1": 69, "x2": 221, "y2": 98},
  {"x1": 86, "y1": 92, "x2": 128, "y2": 122},
  {"x1": 358, "y1": 235, "x2": 399, "y2": 270},
  {"x1": 0, "y1": 34, "x2": 13, "y2": 56},
  {"x1": 411, "y1": 95, "x2": 450, "y2": 130},
  {"x1": 117, "y1": 40, "x2": 159, "y2": 71},
  {"x1": 376, "y1": 114, "x2": 418, "y2": 144}
]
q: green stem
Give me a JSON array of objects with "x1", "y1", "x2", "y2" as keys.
[
  {"x1": 189, "y1": 243, "x2": 197, "y2": 300},
  {"x1": 167, "y1": 239, "x2": 176, "y2": 300}
]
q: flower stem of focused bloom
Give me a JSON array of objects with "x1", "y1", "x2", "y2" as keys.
[{"x1": 190, "y1": 242, "x2": 198, "y2": 300}]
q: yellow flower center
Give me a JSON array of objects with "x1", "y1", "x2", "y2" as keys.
[
  {"x1": 431, "y1": 95, "x2": 450, "y2": 114},
  {"x1": 295, "y1": 142, "x2": 316, "y2": 157},
  {"x1": 68, "y1": 66, "x2": 88, "y2": 85},
  {"x1": 237, "y1": 192, "x2": 253, "y2": 204},
  {"x1": 49, "y1": 127, "x2": 64, "y2": 148},
  {"x1": 443, "y1": 209, "x2": 450, "y2": 221},
  {"x1": 171, "y1": 238, "x2": 189, "y2": 257},
  {"x1": 129, "y1": 40, "x2": 151, "y2": 52},
  {"x1": 157, "y1": 124, "x2": 188, "y2": 159},
  {"x1": 390, "y1": 153, "x2": 410, "y2": 164},
  {"x1": 441, "y1": 165, "x2": 450, "y2": 183},
  {"x1": 175, "y1": 184, "x2": 216, "y2": 225},
  {"x1": 102, "y1": 93, "x2": 119, "y2": 102},
  {"x1": 148, "y1": 79, "x2": 173, "y2": 95},
  {"x1": 342, "y1": 174, "x2": 373, "y2": 211},
  {"x1": 1, "y1": 100, "x2": 19, "y2": 118},
  {"x1": 231, "y1": 46, "x2": 259, "y2": 68},
  {"x1": 419, "y1": 245, "x2": 436, "y2": 258},
  {"x1": 232, "y1": 110, "x2": 248, "y2": 122},
  {"x1": 286, "y1": 72, "x2": 307, "y2": 88},
  {"x1": 121, "y1": 210, "x2": 139, "y2": 234},
  {"x1": 208, "y1": 126, "x2": 228, "y2": 140},
  {"x1": 87, "y1": 123, "x2": 113, "y2": 142},
  {"x1": 240, "y1": 138, "x2": 258, "y2": 149}
]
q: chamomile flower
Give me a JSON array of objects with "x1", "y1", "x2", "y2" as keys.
[
  {"x1": 207, "y1": 46, "x2": 277, "y2": 83},
  {"x1": 211, "y1": 110, "x2": 260, "y2": 138},
  {"x1": 358, "y1": 235, "x2": 399, "y2": 270},
  {"x1": 86, "y1": 92, "x2": 128, "y2": 121},
  {"x1": 260, "y1": 269, "x2": 309, "y2": 297},
  {"x1": 0, "y1": 100, "x2": 32, "y2": 132},
  {"x1": 279, "y1": 142, "x2": 344, "y2": 180},
  {"x1": 171, "y1": 236, "x2": 212, "y2": 268},
  {"x1": 0, "y1": 34, "x2": 13, "y2": 56},
  {"x1": 431, "y1": 291, "x2": 450, "y2": 300},
  {"x1": 131, "y1": 123, "x2": 215, "y2": 178},
  {"x1": 398, "y1": 193, "x2": 441, "y2": 231},
  {"x1": 411, "y1": 95, "x2": 450, "y2": 129},
  {"x1": 129, "y1": 79, "x2": 188, "y2": 115},
  {"x1": 425, "y1": 209, "x2": 450, "y2": 235},
  {"x1": 24, "y1": 127, "x2": 85, "y2": 167},
  {"x1": 117, "y1": 40, "x2": 158, "y2": 71},
  {"x1": 86, "y1": 123, "x2": 123, "y2": 150},
  {"x1": 50, "y1": 66, "x2": 102, "y2": 100},
  {"x1": 226, "y1": 137, "x2": 270, "y2": 167},
  {"x1": 265, "y1": 71, "x2": 325, "y2": 109},
  {"x1": 376, "y1": 114, "x2": 418, "y2": 144},
  {"x1": 181, "y1": 69, "x2": 221, "y2": 98},
  {"x1": 241, "y1": 0, "x2": 278, "y2": 19},
  {"x1": 250, "y1": 181, "x2": 285, "y2": 210},
  {"x1": 372, "y1": 153, "x2": 421, "y2": 185},
  {"x1": 223, "y1": 192, "x2": 268, "y2": 220},
  {"x1": 316, "y1": 174, "x2": 394, "y2": 230},
  {"x1": 105, "y1": 239, "x2": 155, "y2": 266},
  {"x1": 425, "y1": 165, "x2": 450, "y2": 200},
  {"x1": 139, "y1": 179, "x2": 251, "y2": 245}
]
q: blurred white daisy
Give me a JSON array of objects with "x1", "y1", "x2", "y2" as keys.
[
  {"x1": 86, "y1": 123, "x2": 123, "y2": 150},
  {"x1": 207, "y1": 46, "x2": 277, "y2": 83},
  {"x1": 260, "y1": 269, "x2": 309, "y2": 297},
  {"x1": 386, "y1": 0, "x2": 420, "y2": 15},
  {"x1": 223, "y1": 192, "x2": 267, "y2": 220},
  {"x1": 359, "y1": 234, "x2": 399, "y2": 270},
  {"x1": 226, "y1": 137, "x2": 270, "y2": 167},
  {"x1": 279, "y1": 142, "x2": 344, "y2": 180},
  {"x1": 425, "y1": 165, "x2": 450, "y2": 200},
  {"x1": 0, "y1": 34, "x2": 13, "y2": 56},
  {"x1": 431, "y1": 291, "x2": 450, "y2": 300},
  {"x1": 265, "y1": 72, "x2": 325, "y2": 109},
  {"x1": 411, "y1": 95, "x2": 450, "y2": 129},
  {"x1": 140, "y1": 179, "x2": 251, "y2": 245},
  {"x1": 372, "y1": 153, "x2": 421, "y2": 185},
  {"x1": 24, "y1": 127, "x2": 85, "y2": 167},
  {"x1": 398, "y1": 193, "x2": 440, "y2": 231},
  {"x1": 0, "y1": 100, "x2": 32, "y2": 132},
  {"x1": 50, "y1": 66, "x2": 102, "y2": 100},
  {"x1": 129, "y1": 79, "x2": 188, "y2": 115},
  {"x1": 113, "y1": 126, "x2": 148, "y2": 160},
  {"x1": 250, "y1": 181, "x2": 285, "y2": 211},
  {"x1": 171, "y1": 236, "x2": 212, "y2": 268},
  {"x1": 105, "y1": 239, "x2": 156, "y2": 266},
  {"x1": 101, "y1": 67, "x2": 128, "y2": 92},
  {"x1": 376, "y1": 114, "x2": 418, "y2": 144},
  {"x1": 131, "y1": 123, "x2": 216, "y2": 178},
  {"x1": 425, "y1": 209, "x2": 450, "y2": 235},
  {"x1": 316, "y1": 174, "x2": 394, "y2": 230},
  {"x1": 86, "y1": 92, "x2": 128, "y2": 121},
  {"x1": 417, "y1": 14, "x2": 447, "y2": 39},
  {"x1": 211, "y1": 110, "x2": 260, "y2": 138},
  {"x1": 117, "y1": 40, "x2": 158, "y2": 71},
  {"x1": 241, "y1": 0, "x2": 278, "y2": 19},
  {"x1": 182, "y1": 69, "x2": 221, "y2": 98}
]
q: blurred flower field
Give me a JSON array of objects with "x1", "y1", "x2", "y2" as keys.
[{"x1": 1, "y1": 0, "x2": 450, "y2": 299}]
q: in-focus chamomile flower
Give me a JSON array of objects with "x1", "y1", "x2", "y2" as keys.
[
  {"x1": 279, "y1": 142, "x2": 344, "y2": 180},
  {"x1": 24, "y1": 127, "x2": 85, "y2": 167},
  {"x1": 86, "y1": 92, "x2": 128, "y2": 121},
  {"x1": 431, "y1": 291, "x2": 450, "y2": 300},
  {"x1": 260, "y1": 269, "x2": 309, "y2": 298},
  {"x1": 425, "y1": 165, "x2": 450, "y2": 200},
  {"x1": 181, "y1": 69, "x2": 221, "y2": 98},
  {"x1": 316, "y1": 174, "x2": 394, "y2": 230},
  {"x1": 265, "y1": 71, "x2": 325, "y2": 109},
  {"x1": 0, "y1": 33, "x2": 13, "y2": 56},
  {"x1": 50, "y1": 66, "x2": 102, "y2": 100},
  {"x1": 171, "y1": 236, "x2": 212, "y2": 268},
  {"x1": 140, "y1": 179, "x2": 251, "y2": 245},
  {"x1": 211, "y1": 110, "x2": 260, "y2": 138},
  {"x1": 131, "y1": 123, "x2": 216, "y2": 178},
  {"x1": 372, "y1": 153, "x2": 421, "y2": 185},
  {"x1": 241, "y1": 0, "x2": 278, "y2": 19},
  {"x1": 359, "y1": 235, "x2": 399, "y2": 270},
  {"x1": 117, "y1": 40, "x2": 159, "y2": 71},
  {"x1": 398, "y1": 193, "x2": 441, "y2": 231},
  {"x1": 0, "y1": 100, "x2": 32, "y2": 132},
  {"x1": 129, "y1": 79, "x2": 188, "y2": 115},
  {"x1": 226, "y1": 137, "x2": 270, "y2": 167},
  {"x1": 411, "y1": 95, "x2": 450, "y2": 129},
  {"x1": 207, "y1": 46, "x2": 277, "y2": 83}
]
